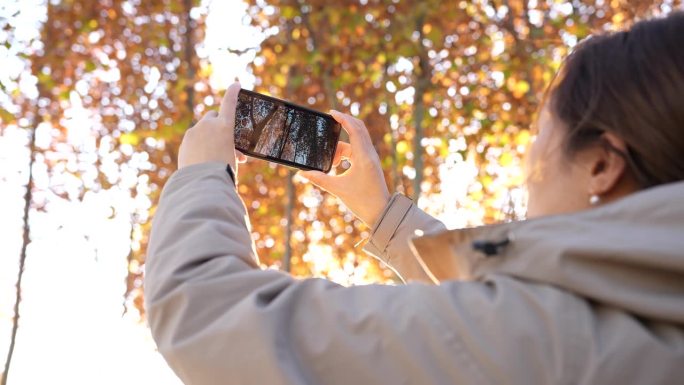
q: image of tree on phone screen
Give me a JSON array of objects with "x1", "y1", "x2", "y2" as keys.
[{"x1": 234, "y1": 91, "x2": 338, "y2": 171}]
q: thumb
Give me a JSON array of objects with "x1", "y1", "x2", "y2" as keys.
[{"x1": 298, "y1": 170, "x2": 337, "y2": 192}]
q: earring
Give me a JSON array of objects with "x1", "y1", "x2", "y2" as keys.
[{"x1": 589, "y1": 194, "x2": 601, "y2": 205}]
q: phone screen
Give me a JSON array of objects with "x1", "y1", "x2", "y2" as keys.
[{"x1": 234, "y1": 89, "x2": 341, "y2": 173}]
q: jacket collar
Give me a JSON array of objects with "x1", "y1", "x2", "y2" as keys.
[{"x1": 410, "y1": 181, "x2": 684, "y2": 324}]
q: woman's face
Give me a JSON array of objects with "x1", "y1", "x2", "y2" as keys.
[{"x1": 525, "y1": 105, "x2": 593, "y2": 218}]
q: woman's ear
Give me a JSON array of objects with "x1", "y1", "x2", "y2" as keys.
[{"x1": 587, "y1": 132, "x2": 630, "y2": 198}]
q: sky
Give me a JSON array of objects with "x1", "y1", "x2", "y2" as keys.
[{"x1": 0, "y1": 1, "x2": 259, "y2": 383}]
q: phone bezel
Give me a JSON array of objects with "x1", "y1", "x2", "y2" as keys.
[{"x1": 235, "y1": 89, "x2": 341, "y2": 173}]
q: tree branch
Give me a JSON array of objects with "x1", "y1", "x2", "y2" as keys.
[{"x1": 222, "y1": 47, "x2": 258, "y2": 55}]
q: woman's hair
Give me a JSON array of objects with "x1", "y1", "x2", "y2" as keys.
[{"x1": 549, "y1": 11, "x2": 684, "y2": 188}]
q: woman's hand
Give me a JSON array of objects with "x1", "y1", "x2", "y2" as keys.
[
  {"x1": 299, "y1": 110, "x2": 391, "y2": 227},
  {"x1": 178, "y1": 82, "x2": 247, "y2": 172}
]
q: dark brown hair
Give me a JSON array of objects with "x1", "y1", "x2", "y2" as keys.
[{"x1": 549, "y1": 11, "x2": 684, "y2": 188}]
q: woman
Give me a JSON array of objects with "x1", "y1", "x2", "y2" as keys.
[{"x1": 145, "y1": 12, "x2": 684, "y2": 385}]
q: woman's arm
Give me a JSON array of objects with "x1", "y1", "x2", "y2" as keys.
[
  {"x1": 145, "y1": 162, "x2": 460, "y2": 384},
  {"x1": 144, "y1": 162, "x2": 568, "y2": 385},
  {"x1": 300, "y1": 111, "x2": 445, "y2": 283}
]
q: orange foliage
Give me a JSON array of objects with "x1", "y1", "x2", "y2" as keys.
[{"x1": 3, "y1": 0, "x2": 679, "y2": 318}]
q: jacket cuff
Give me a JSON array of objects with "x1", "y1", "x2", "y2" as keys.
[
  {"x1": 172, "y1": 161, "x2": 234, "y2": 184},
  {"x1": 363, "y1": 193, "x2": 414, "y2": 258}
]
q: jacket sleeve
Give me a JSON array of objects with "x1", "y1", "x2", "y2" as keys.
[
  {"x1": 144, "y1": 162, "x2": 577, "y2": 385},
  {"x1": 363, "y1": 193, "x2": 446, "y2": 283}
]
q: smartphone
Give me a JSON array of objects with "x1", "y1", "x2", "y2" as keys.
[{"x1": 234, "y1": 89, "x2": 341, "y2": 173}]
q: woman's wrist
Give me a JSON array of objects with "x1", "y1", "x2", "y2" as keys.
[{"x1": 360, "y1": 192, "x2": 392, "y2": 228}]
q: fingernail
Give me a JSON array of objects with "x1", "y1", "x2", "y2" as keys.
[{"x1": 330, "y1": 109, "x2": 339, "y2": 115}]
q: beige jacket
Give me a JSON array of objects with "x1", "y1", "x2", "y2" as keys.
[{"x1": 145, "y1": 162, "x2": 684, "y2": 385}]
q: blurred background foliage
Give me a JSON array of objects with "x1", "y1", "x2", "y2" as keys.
[
  {"x1": 1, "y1": 0, "x2": 680, "y2": 341},
  {"x1": 2, "y1": 1, "x2": 681, "y2": 382}
]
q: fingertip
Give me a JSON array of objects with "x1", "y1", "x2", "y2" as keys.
[
  {"x1": 330, "y1": 110, "x2": 352, "y2": 121},
  {"x1": 219, "y1": 83, "x2": 241, "y2": 121},
  {"x1": 227, "y1": 82, "x2": 241, "y2": 97},
  {"x1": 202, "y1": 110, "x2": 219, "y2": 120},
  {"x1": 329, "y1": 110, "x2": 344, "y2": 124}
]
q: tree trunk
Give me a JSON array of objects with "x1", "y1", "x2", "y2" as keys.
[
  {"x1": 281, "y1": 54, "x2": 299, "y2": 272},
  {"x1": 412, "y1": 80, "x2": 427, "y2": 200},
  {"x1": 275, "y1": 110, "x2": 294, "y2": 158},
  {"x1": 247, "y1": 103, "x2": 279, "y2": 152},
  {"x1": 121, "y1": 215, "x2": 137, "y2": 316},
  {"x1": 412, "y1": 14, "x2": 430, "y2": 201},
  {"x1": 2, "y1": 123, "x2": 37, "y2": 385},
  {"x1": 282, "y1": 169, "x2": 296, "y2": 272},
  {"x1": 183, "y1": 0, "x2": 196, "y2": 119},
  {"x1": 389, "y1": 113, "x2": 401, "y2": 193},
  {"x1": 300, "y1": 4, "x2": 344, "y2": 141}
]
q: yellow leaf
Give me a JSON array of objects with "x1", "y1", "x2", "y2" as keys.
[
  {"x1": 482, "y1": 175, "x2": 493, "y2": 189},
  {"x1": 470, "y1": 189, "x2": 484, "y2": 202},
  {"x1": 199, "y1": 63, "x2": 212, "y2": 78},
  {"x1": 274, "y1": 73, "x2": 287, "y2": 88},
  {"x1": 500, "y1": 152, "x2": 513, "y2": 167},
  {"x1": 515, "y1": 130, "x2": 531, "y2": 147},
  {"x1": 378, "y1": 53, "x2": 386, "y2": 65},
  {"x1": 396, "y1": 140, "x2": 409, "y2": 154},
  {"x1": 281, "y1": 6, "x2": 296, "y2": 19},
  {"x1": 513, "y1": 80, "x2": 530, "y2": 99},
  {"x1": 120, "y1": 132, "x2": 140, "y2": 146}
]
